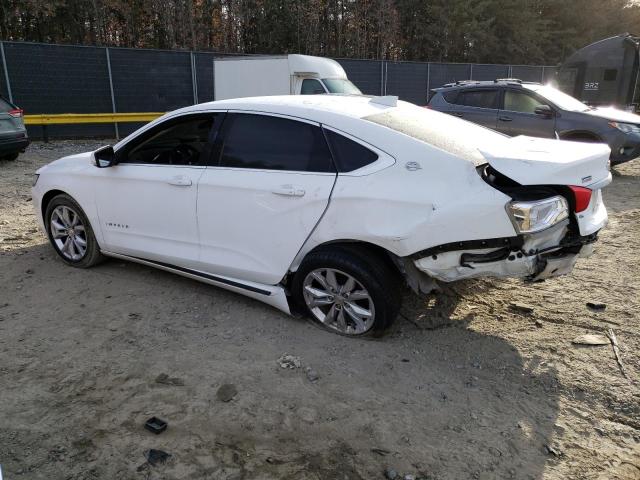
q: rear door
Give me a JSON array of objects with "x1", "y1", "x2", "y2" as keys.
[
  {"x1": 497, "y1": 88, "x2": 556, "y2": 137},
  {"x1": 197, "y1": 112, "x2": 337, "y2": 285},
  {"x1": 444, "y1": 88, "x2": 499, "y2": 129}
]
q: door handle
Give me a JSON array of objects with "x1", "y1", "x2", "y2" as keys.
[
  {"x1": 498, "y1": 116, "x2": 513, "y2": 122},
  {"x1": 451, "y1": 112, "x2": 464, "y2": 117},
  {"x1": 272, "y1": 185, "x2": 306, "y2": 197},
  {"x1": 167, "y1": 175, "x2": 192, "y2": 186}
]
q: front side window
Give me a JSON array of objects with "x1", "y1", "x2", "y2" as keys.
[
  {"x1": 219, "y1": 113, "x2": 334, "y2": 173},
  {"x1": 456, "y1": 89, "x2": 498, "y2": 109},
  {"x1": 301, "y1": 79, "x2": 326, "y2": 95},
  {"x1": 503, "y1": 90, "x2": 548, "y2": 114},
  {"x1": 123, "y1": 114, "x2": 215, "y2": 165}
]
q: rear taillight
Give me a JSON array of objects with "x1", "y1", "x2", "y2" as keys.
[
  {"x1": 507, "y1": 196, "x2": 569, "y2": 234},
  {"x1": 8, "y1": 108, "x2": 23, "y2": 118},
  {"x1": 568, "y1": 186, "x2": 592, "y2": 213}
]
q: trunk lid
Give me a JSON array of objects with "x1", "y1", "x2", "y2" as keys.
[{"x1": 478, "y1": 135, "x2": 611, "y2": 188}]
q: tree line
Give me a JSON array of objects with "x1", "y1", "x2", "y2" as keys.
[{"x1": 0, "y1": 0, "x2": 637, "y2": 65}]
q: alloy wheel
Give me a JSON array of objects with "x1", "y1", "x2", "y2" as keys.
[
  {"x1": 50, "y1": 205, "x2": 88, "y2": 261},
  {"x1": 302, "y1": 268, "x2": 375, "y2": 335}
]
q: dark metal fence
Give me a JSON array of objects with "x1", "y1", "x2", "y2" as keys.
[{"x1": 0, "y1": 41, "x2": 557, "y2": 139}]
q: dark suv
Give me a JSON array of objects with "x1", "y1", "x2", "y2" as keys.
[
  {"x1": 0, "y1": 96, "x2": 29, "y2": 161},
  {"x1": 427, "y1": 79, "x2": 640, "y2": 165}
]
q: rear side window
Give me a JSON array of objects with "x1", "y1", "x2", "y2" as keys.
[
  {"x1": 455, "y1": 89, "x2": 498, "y2": 109},
  {"x1": 219, "y1": 113, "x2": 334, "y2": 173},
  {"x1": 442, "y1": 91, "x2": 458, "y2": 103},
  {"x1": 324, "y1": 129, "x2": 378, "y2": 172}
]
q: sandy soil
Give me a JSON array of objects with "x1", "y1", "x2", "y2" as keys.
[{"x1": 0, "y1": 141, "x2": 639, "y2": 480}]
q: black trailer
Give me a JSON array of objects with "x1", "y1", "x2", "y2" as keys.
[{"x1": 557, "y1": 33, "x2": 640, "y2": 111}]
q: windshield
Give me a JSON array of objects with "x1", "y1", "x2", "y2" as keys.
[
  {"x1": 322, "y1": 78, "x2": 362, "y2": 95},
  {"x1": 525, "y1": 84, "x2": 591, "y2": 112}
]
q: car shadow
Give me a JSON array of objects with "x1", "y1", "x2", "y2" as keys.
[{"x1": 0, "y1": 244, "x2": 560, "y2": 480}]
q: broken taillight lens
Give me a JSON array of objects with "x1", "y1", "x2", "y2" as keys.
[
  {"x1": 568, "y1": 186, "x2": 592, "y2": 213},
  {"x1": 507, "y1": 196, "x2": 569, "y2": 234}
]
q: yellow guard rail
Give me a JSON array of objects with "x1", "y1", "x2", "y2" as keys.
[
  {"x1": 24, "y1": 112, "x2": 164, "y2": 125},
  {"x1": 23, "y1": 112, "x2": 165, "y2": 141}
]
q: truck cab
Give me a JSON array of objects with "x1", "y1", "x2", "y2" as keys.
[
  {"x1": 557, "y1": 33, "x2": 640, "y2": 111},
  {"x1": 213, "y1": 54, "x2": 361, "y2": 100}
]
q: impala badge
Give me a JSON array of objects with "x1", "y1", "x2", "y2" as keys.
[{"x1": 405, "y1": 161, "x2": 422, "y2": 171}]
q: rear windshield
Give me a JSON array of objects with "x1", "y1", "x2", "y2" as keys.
[{"x1": 364, "y1": 106, "x2": 508, "y2": 166}]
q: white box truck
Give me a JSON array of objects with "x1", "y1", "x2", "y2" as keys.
[{"x1": 213, "y1": 54, "x2": 362, "y2": 100}]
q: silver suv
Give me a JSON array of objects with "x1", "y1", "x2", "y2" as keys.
[
  {"x1": 428, "y1": 79, "x2": 640, "y2": 166},
  {"x1": 0, "y1": 96, "x2": 29, "y2": 161}
]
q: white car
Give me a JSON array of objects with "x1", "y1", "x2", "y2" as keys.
[{"x1": 32, "y1": 95, "x2": 611, "y2": 336}]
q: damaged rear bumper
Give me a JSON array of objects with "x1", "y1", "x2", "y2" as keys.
[{"x1": 411, "y1": 220, "x2": 598, "y2": 283}]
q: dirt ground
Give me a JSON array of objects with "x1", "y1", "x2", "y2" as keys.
[{"x1": 0, "y1": 141, "x2": 639, "y2": 480}]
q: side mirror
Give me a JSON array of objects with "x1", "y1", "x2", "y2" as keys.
[
  {"x1": 94, "y1": 145, "x2": 117, "y2": 168},
  {"x1": 534, "y1": 105, "x2": 554, "y2": 117}
]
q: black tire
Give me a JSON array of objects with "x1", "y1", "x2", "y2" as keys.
[
  {"x1": 44, "y1": 193, "x2": 104, "y2": 268},
  {"x1": 3, "y1": 152, "x2": 19, "y2": 161},
  {"x1": 292, "y1": 245, "x2": 401, "y2": 336}
]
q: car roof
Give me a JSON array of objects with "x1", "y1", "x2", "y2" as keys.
[
  {"x1": 174, "y1": 94, "x2": 410, "y2": 122},
  {"x1": 433, "y1": 79, "x2": 542, "y2": 92},
  {"x1": 116, "y1": 95, "x2": 435, "y2": 152}
]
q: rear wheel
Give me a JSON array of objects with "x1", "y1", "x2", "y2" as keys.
[
  {"x1": 45, "y1": 194, "x2": 104, "y2": 268},
  {"x1": 293, "y1": 246, "x2": 401, "y2": 336}
]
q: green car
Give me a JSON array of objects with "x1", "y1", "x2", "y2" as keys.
[{"x1": 0, "y1": 96, "x2": 29, "y2": 161}]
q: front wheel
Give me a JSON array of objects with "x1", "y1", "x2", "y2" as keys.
[
  {"x1": 45, "y1": 194, "x2": 104, "y2": 268},
  {"x1": 292, "y1": 246, "x2": 401, "y2": 336}
]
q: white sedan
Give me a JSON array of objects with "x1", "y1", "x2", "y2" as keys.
[{"x1": 32, "y1": 95, "x2": 611, "y2": 336}]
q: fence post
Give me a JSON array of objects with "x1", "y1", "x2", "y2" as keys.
[
  {"x1": 541, "y1": 66, "x2": 545, "y2": 83},
  {"x1": 426, "y1": 63, "x2": 431, "y2": 104},
  {"x1": 190, "y1": 51, "x2": 198, "y2": 104},
  {"x1": 508, "y1": 65, "x2": 513, "y2": 78},
  {"x1": 384, "y1": 61, "x2": 388, "y2": 95},
  {"x1": 380, "y1": 60, "x2": 384, "y2": 96},
  {"x1": 469, "y1": 63, "x2": 473, "y2": 80},
  {"x1": 105, "y1": 47, "x2": 119, "y2": 140},
  {"x1": 0, "y1": 41, "x2": 13, "y2": 104}
]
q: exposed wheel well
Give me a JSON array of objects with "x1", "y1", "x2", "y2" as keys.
[
  {"x1": 41, "y1": 189, "x2": 68, "y2": 222},
  {"x1": 288, "y1": 240, "x2": 403, "y2": 285}
]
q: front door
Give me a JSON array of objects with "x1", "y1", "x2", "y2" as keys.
[
  {"x1": 93, "y1": 113, "x2": 218, "y2": 269},
  {"x1": 197, "y1": 112, "x2": 337, "y2": 285},
  {"x1": 497, "y1": 89, "x2": 556, "y2": 138}
]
